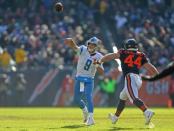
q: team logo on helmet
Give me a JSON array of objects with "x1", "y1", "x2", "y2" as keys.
[{"x1": 87, "y1": 37, "x2": 100, "y2": 46}]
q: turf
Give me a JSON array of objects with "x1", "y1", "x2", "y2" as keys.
[{"x1": 0, "y1": 107, "x2": 173, "y2": 131}]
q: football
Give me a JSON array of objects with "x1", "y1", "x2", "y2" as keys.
[{"x1": 55, "y1": 2, "x2": 63, "y2": 12}]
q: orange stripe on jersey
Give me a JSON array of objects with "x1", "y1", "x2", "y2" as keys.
[{"x1": 126, "y1": 75, "x2": 136, "y2": 100}]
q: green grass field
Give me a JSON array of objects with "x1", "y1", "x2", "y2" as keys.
[{"x1": 0, "y1": 107, "x2": 173, "y2": 131}]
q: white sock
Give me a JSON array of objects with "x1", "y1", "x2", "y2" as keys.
[
  {"x1": 82, "y1": 106, "x2": 88, "y2": 112},
  {"x1": 88, "y1": 113, "x2": 93, "y2": 117}
]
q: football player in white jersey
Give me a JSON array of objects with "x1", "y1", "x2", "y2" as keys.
[{"x1": 64, "y1": 37, "x2": 104, "y2": 126}]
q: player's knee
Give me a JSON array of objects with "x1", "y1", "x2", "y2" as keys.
[
  {"x1": 119, "y1": 92, "x2": 127, "y2": 100},
  {"x1": 119, "y1": 92, "x2": 123, "y2": 99}
]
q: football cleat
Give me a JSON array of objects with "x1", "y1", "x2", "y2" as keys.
[
  {"x1": 144, "y1": 109, "x2": 155, "y2": 125},
  {"x1": 108, "y1": 113, "x2": 118, "y2": 124},
  {"x1": 82, "y1": 110, "x2": 88, "y2": 123},
  {"x1": 85, "y1": 116, "x2": 95, "y2": 126}
]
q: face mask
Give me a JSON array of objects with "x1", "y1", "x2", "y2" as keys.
[
  {"x1": 88, "y1": 47, "x2": 95, "y2": 53},
  {"x1": 87, "y1": 42, "x2": 97, "y2": 53}
]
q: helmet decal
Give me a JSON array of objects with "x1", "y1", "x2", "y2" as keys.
[{"x1": 87, "y1": 37, "x2": 100, "y2": 46}]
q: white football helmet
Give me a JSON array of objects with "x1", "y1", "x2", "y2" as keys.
[{"x1": 86, "y1": 37, "x2": 100, "y2": 53}]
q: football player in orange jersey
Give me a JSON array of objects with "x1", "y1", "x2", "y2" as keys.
[{"x1": 94, "y1": 39, "x2": 159, "y2": 125}]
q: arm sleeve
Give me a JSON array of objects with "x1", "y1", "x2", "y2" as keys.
[
  {"x1": 98, "y1": 53, "x2": 104, "y2": 69},
  {"x1": 142, "y1": 62, "x2": 174, "y2": 81},
  {"x1": 141, "y1": 53, "x2": 149, "y2": 65},
  {"x1": 75, "y1": 45, "x2": 83, "y2": 54}
]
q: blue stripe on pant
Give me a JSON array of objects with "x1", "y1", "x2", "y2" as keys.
[{"x1": 74, "y1": 76, "x2": 94, "y2": 113}]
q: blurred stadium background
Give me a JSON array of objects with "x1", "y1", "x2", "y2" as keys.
[{"x1": 0, "y1": 0, "x2": 174, "y2": 108}]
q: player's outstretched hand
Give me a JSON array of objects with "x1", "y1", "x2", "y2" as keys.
[{"x1": 64, "y1": 38, "x2": 73, "y2": 45}]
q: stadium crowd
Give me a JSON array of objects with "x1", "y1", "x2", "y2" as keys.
[
  {"x1": 0, "y1": 0, "x2": 174, "y2": 71},
  {"x1": 0, "y1": 0, "x2": 105, "y2": 71},
  {"x1": 102, "y1": 0, "x2": 174, "y2": 67}
]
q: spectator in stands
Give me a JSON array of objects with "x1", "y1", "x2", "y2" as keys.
[
  {"x1": 14, "y1": 45, "x2": 27, "y2": 70},
  {"x1": 13, "y1": 73, "x2": 27, "y2": 106},
  {"x1": 99, "y1": 76, "x2": 117, "y2": 106},
  {"x1": 0, "y1": 49, "x2": 13, "y2": 70}
]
